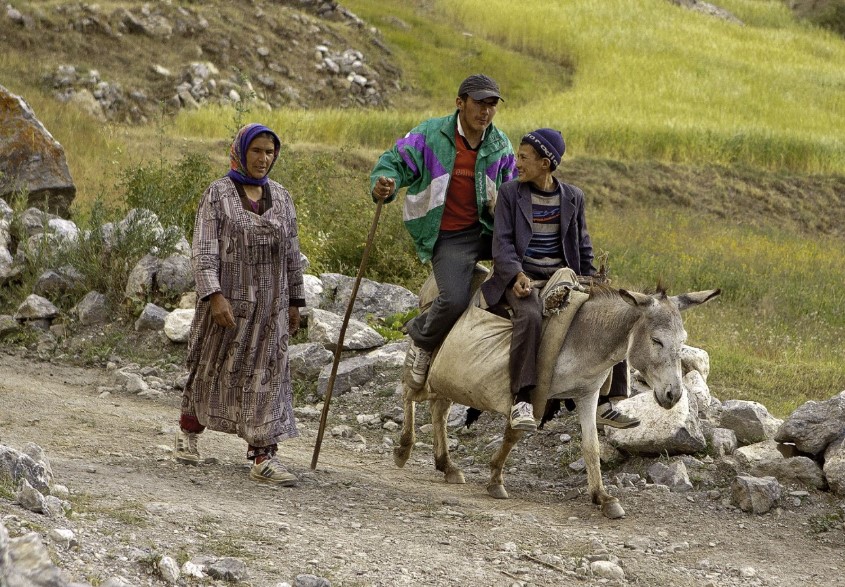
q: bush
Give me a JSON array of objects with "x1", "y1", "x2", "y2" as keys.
[
  {"x1": 275, "y1": 145, "x2": 426, "y2": 290},
  {"x1": 119, "y1": 152, "x2": 215, "y2": 240}
]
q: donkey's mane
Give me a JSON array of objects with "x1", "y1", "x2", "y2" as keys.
[
  {"x1": 587, "y1": 283, "x2": 620, "y2": 300},
  {"x1": 588, "y1": 281, "x2": 669, "y2": 300}
]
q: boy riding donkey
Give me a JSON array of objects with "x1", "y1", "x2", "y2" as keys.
[{"x1": 481, "y1": 128, "x2": 639, "y2": 431}]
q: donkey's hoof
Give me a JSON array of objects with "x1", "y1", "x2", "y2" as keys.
[
  {"x1": 393, "y1": 446, "x2": 411, "y2": 468},
  {"x1": 445, "y1": 470, "x2": 465, "y2": 484},
  {"x1": 487, "y1": 484, "x2": 509, "y2": 499},
  {"x1": 602, "y1": 499, "x2": 625, "y2": 519}
]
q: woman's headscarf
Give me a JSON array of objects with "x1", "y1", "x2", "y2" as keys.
[{"x1": 227, "y1": 123, "x2": 281, "y2": 186}]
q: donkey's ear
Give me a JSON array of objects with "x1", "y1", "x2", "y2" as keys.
[
  {"x1": 671, "y1": 289, "x2": 721, "y2": 312},
  {"x1": 619, "y1": 289, "x2": 654, "y2": 307}
]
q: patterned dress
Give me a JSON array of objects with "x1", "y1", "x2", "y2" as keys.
[{"x1": 181, "y1": 177, "x2": 303, "y2": 447}]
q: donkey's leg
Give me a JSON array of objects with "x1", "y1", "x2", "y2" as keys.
[
  {"x1": 487, "y1": 423, "x2": 525, "y2": 499},
  {"x1": 393, "y1": 383, "x2": 417, "y2": 468},
  {"x1": 577, "y1": 391, "x2": 625, "y2": 519},
  {"x1": 430, "y1": 397, "x2": 465, "y2": 484}
]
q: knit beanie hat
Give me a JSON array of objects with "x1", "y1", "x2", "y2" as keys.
[{"x1": 521, "y1": 128, "x2": 566, "y2": 170}]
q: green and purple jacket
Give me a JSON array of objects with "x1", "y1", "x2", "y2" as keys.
[{"x1": 370, "y1": 111, "x2": 516, "y2": 263}]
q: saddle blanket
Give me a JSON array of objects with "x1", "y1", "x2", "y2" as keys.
[{"x1": 426, "y1": 268, "x2": 590, "y2": 415}]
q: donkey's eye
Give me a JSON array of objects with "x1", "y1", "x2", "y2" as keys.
[{"x1": 651, "y1": 337, "x2": 664, "y2": 347}]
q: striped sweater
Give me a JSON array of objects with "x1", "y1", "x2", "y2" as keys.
[{"x1": 370, "y1": 111, "x2": 516, "y2": 263}]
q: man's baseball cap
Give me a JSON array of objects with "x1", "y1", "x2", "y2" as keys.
[{"x1": 457, "y1": 74, "x2": 503, "y2": 101}]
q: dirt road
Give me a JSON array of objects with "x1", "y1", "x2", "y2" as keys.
[{"x1": 1, "y1": 351, "x2": 843, "y2": 586}]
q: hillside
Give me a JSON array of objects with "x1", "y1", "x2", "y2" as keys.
[{"x1": 1, "y1": 1, "x2": 844, "y2": 413}]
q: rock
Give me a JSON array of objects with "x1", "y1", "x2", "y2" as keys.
[
  {"x1": 719, "y1": 400, "x2": 782, "y2": 445},
  {"x1": 0, "y1": 443, "x2": 52, "y2": 491},
  {"x1": 15, "y1": 478, "x2": 46, "y2": 513},
  {"x1": 680, "y1": 345, "x2": 710, "y2": 380},
  {"x1": 708, "y1": 427, "x2": 737, "y2": 456},
  {"x1": 0, "y1": 85, "x2": 76, "y2": 216},
  {"x1": 317, "y1": 355, "x2": 375, "y2": 398},
  {"x1": 207, "y1": 557, "x2": 249, "y2": 581},
  {"x1": 590, "y1": 560, "x2": 625, "y2": 581},
  {"x1": 823, "y1": 433, "x2": 845, "y2": 496},
  {"x1": 164, "y1": 308, "x2": 194, "y2": 342},
  {"x1": 75, "y1": 291, "x2": 109, "y2": 326},
  {"x1": 731, "y1": 475, "x2": 781, "y2": 514},
  {"x1": 669, "y1": 0, "x2": 744, "y2": 25},
  {"x1": 319, "y1": 273, "x2": 417, "y2": 320},
  {"x1": 0, "y1": 523, "x2": 68, "y2": 585},
  {"x1": 124, "y1": 253, "x2": 161, "y2": 301},
  {"x1": 135, "y1": 302, "x2": 169, "y2": 331},
  {"x1": 307, "y1": 308, "x2": 385, "y2": 350},
  {"x1": 364, "y1": 340, "x2": 407, "y2": 370},
  {"x1": 0, "y1": 314, "x2": 19, "y2": 336},
  {"x1": 158, "y1": 555, "x2": 180, "y2": 583},
  {"x1": 647, "y1": 460, "x2": 693, "y2": 492},
  {"x1": 775, "y1": 391, "x2": 845, "y2": 455},
  {"x1": 302, "y1": 273, "x2": 324, "y2": 313},
  {"x1": 14, "y1": 294, "x2": 59, "y2": 321},
  {"x1": 683, "y1": 369, "x2": 714, "y2": 417},
  {"x1": 290, "y1": 342, "x2": 333, "y2": 382},
  {"x1": 158, "y1": 253, "x2": 194, "y2": 295},
  {"x1": 295, "y1": 574, "x2": 332, "y2": 587},
  {"x1": 48, "y1": 528, "x2": 77, "y2": 549},
  {"x1": 605, "y1": 391, "x2": 706, "y2": 455}
]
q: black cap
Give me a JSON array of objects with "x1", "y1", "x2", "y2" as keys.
[{"x1": 457, "y1": 74, "x2": 503, "y2": 101}]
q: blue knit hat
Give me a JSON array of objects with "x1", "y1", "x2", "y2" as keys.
[{"x1": 522, "y1": 128, "x2": 566, "y2": 170}]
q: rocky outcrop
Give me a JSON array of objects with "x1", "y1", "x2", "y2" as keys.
[{"x1": 0, "y1": 85, "x2": 75, "y2": 217}]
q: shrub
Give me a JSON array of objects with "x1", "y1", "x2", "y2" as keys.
[{"x1": 119, "y1": 152, "x2": 215, "y2": 239}]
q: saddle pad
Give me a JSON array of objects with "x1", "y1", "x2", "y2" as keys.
[{"x1": 426, "y1": 284, "x2": 589, "y2": 416}]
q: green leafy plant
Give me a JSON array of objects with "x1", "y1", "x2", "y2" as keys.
[{"x1": 368, "y1": 308, "x2": 418, "y2": 341}]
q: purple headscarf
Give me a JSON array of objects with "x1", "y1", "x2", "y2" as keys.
[{"x1": 227, "y1": 123, "x2": 281, "y2": 186}]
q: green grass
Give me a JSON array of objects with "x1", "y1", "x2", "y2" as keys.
[{"x1": 342, "y1": 0, "x2": 845, "y2": 173}]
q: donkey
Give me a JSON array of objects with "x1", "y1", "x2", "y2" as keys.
[{"x1": 393, "y1": 284, "x2": 720, "y2": 519}]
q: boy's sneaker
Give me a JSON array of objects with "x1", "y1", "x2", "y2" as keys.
[
  {"x1": 250, "y1": 456, "x2": 297, "y2": 486},
  {"x1": 174, "y1": 430, "x2": 200, "y2": 465},
  {"x1": 596, "y1": 402, "x2": 640, "y2": 429},
  {"x1": 509, "y1": 401, "x2": 537, "y2": 432},
  {"x1": 404, "y1": 342, "x2": 432, "y2": 391}
]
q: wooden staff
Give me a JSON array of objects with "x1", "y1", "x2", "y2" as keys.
[{"x1": 310, "y1": 197, "x2": 384, "y2": 469}]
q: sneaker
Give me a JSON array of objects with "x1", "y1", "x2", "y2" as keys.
[
  {"x1": 250, "y1": 456, "x2": 297, "y2": 486},
  {"x1": 596, "y1": 402, "x2": 641, "y2": 429},
  {"x1": 509, "y1": 401, "x2": 537, "y2": 432},
  {"x1": 174, "y1": 430, "x2": 200, "y2": 465},
  {"x1": 404, "y1": 342, "x2": 432, "y2": 391}
]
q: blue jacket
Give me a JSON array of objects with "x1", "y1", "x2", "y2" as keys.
[{"x1": 481, "y1": 178, "x2": 596, "y2": 305}]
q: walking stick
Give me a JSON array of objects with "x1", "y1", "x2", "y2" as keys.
[{"x1": 310, "y1": 198, "x2": 384, "y2": 469}]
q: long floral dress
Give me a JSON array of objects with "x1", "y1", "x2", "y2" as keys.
[{"x1": 181, "y1": 177, "x2": 303, "y2": 447}]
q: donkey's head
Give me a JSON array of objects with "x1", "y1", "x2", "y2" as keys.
[{"x1": 619, "y1": 288, "x2": 720, "y2": 409}]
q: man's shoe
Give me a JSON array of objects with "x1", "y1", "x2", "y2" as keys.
[
  {"x1": 509, "y1": 401, "x2": 537, "y2": 432},
  {"x1": 250, "y1": 456, "x2": 297, "y2": 486},
  {"x1": 596, "y1": 402, "x2": 640, "y2": 429},
  {"x1": 174, "y1": 430, "x2": 200, "y2": 465},
  {"x1": 404, "y1": 342, "x2": 432, "y2": 391}
]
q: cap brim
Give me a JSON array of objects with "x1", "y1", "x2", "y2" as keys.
[{"x1": 467, "y1": 90, "x2": 503, "y2": 101}]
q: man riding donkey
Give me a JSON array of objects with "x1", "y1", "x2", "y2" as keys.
[
  {"x1": 369, "y1": 73, "x2": 515, "y2": 388},
  {"x1": 370, "y1": 73, "x2": 638, "y2": 430}
]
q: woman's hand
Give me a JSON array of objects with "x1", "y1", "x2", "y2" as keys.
[
  {"x1": 209, "y1": 292, "x2": 236, "y2": 328},
  {"x1": 288, "y1": 307, "x2": 301, "y2": 334},
  {"x1": 511, "y1": 272, "x2": 532, "y2": 299}
]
